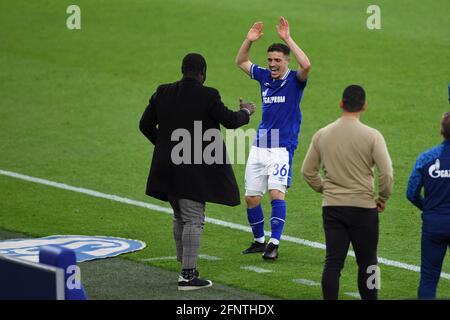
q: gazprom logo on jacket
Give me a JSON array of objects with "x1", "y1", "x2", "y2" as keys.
[
  {"x1": 429, "y1": 159, "x2": 450, "y2": 178},
  {"x1": 0, "y1": 235, "x2": 146, "y2": 263}
]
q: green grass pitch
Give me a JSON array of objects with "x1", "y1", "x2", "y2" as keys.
[{"x1": 0, "y1": 0, "x2": 449, "y2": 299}]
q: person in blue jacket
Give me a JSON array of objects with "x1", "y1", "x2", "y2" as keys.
[{"x1": 407, "y1": 111, "x2": 450, "y2": 299}]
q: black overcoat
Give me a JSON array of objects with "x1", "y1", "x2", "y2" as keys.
[{"x1": 139, "y1": 77, "x2": 249, "y2": 206}]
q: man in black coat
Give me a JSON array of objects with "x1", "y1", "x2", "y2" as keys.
[{"x1": 139, "y1": 53, "x2": 255, "y2": 290}]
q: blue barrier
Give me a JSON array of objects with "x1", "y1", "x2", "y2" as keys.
[
  {"x1": 39, "y1": 245, "x2": 88, "y2": 300},
  {"x1": 0, "y1": 254, "x2": 65, "y2": 300}
]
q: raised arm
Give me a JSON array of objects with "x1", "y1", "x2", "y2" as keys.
[
  {"x1": 276, "y1": 16, "x2": 311, "y2": 81},
  {"x1": 235, "y1": 21, "x2": 264, "y2": 76}
]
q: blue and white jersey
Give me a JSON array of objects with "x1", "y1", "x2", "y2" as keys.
[
  {"x1": 250, "y1": 64, "x2": 307, "y2": 152},
  {"x1": 407, "y1": 140, "x2": 450, "y2": 231}
]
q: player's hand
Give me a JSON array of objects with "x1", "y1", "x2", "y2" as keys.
[
  {"x1": 376, "y1": 199, "x2": 386, "y2": 213},
  {"x1": 276, "y1": 16, "x2": 291, "y2": 42},
  {"x1": 246, "y1": 21, "x2": 264, "y2": 42},
  {"x1": 239, "y1": 97, "x2": 256, "y2": 115}
]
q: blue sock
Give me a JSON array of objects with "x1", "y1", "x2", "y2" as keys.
[
  {"x1": 270, "y1": 200, "x2": 286, "y2": 241},
  {"x1": 247, "y1": 204, "x2": 265, "y2": 240}
]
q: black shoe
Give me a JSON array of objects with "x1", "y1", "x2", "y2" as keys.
[
  {"x1": 262, "y1": 242, "x2": 279, "y2": 260},
  {"x1": 242, "y1": 241, "x2": 266, "y2": 254},
  {"x1": 178, "y1": 274, "x2": 212, "y2": 291}
]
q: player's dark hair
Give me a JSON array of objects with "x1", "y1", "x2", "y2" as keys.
[
  {"x1": 181, "y1": 53, "x2": 207, "y2": 76},
  {"x1": 342, "y1": 85, "x2": 366, "y2": 112},
  {"x1": 267, "y1": 43, "x2": 290, "y2": 56},
  {"x1": 441, "y1": 111, "x2": 450, "y2": 140}
]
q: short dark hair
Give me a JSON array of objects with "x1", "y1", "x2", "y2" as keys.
[
  {"x1": 342, "y1": 85, "x2": 366, "y2": 112},
  {"x1": 267, "y1": 43, "x2": 290, "y2": 56},
  {"x1": 441, "y1": 111, "x2": 450, "y2": 139},
  {"x1": 181, "y1": 53, "x2": 207, "y2": 75}
]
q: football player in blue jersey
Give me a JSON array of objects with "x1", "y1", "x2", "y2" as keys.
[
  {"x1": 235, "y1": 17, "x2": 311, "y2": 260},
  {"x1": 407, "y1": 111, "x2": 450, "y2": 299}
]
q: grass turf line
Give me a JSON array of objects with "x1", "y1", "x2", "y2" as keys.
[{"x1": 0, "y1": 0, "x2": 449, "y2": 299}]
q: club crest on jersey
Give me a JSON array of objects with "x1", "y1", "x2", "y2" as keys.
[
  {"x1": 429, "y1": 159, "x2": 450, "y2": 178},
  {"x1": 0, "y1": 235, "x2": 146, "y2": 263}
]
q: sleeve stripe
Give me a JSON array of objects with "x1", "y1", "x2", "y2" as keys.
[{"x1": 250, "y1": 64, "x2": 255, "y2": 79}]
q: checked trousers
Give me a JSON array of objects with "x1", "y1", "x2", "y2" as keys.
[{"x1": 168, "y1": 196, "x2": 206, "y2": 270}]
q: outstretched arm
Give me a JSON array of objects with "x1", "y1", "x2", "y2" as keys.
[
  {"x1": 235, "y1": 21, "x2": 264, "y2": 76},
  {"x1": 208, "y1": 91, "x2": 255, "y2": 129},
  {"x1": 276, "y1": 16, "x2": 311, "y2": 81}
]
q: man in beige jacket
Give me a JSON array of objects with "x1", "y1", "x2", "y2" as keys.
[{"x1": 301, "y1": 85, "x2": 393, "y2": 300}]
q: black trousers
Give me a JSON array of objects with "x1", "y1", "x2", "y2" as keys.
[{"x1": 322, "y1": 206, "x2": 379, "y2": 300}]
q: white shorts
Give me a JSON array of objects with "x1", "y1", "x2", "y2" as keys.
[{"x1": 245, "y1": 146, "x2": 291, "y2": 197}]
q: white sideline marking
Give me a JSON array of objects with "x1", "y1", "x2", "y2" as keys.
[
  {"x1": 293, "y1": 279, "x2": 320, "y2": 287},
  {"x1": 198, "y1": 254, "x2": 222, "y2": 261},
  {"x1": 140, "y1": 254, "x2": 221, "y2": 262},
  {"x1": 345, "y1": 292, "x2": 361, "y2": 299},
  {"x1": 241, "y1": 266, "x2": 272, "y2": 273},
  {"x1": 1, "y1": 169, "x2": 449, "y2": 280},
  {"x1": 140, "y1": 256, "x2": 178, "y2": 262}
]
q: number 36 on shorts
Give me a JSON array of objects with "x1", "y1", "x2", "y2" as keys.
[{"x1": 272, "y1": 163, "x2": 288, "y2": 177}]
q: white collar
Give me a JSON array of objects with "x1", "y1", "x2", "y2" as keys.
[{"x1": 281, "y1": 69, "x2": 290, "y2": 80}]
